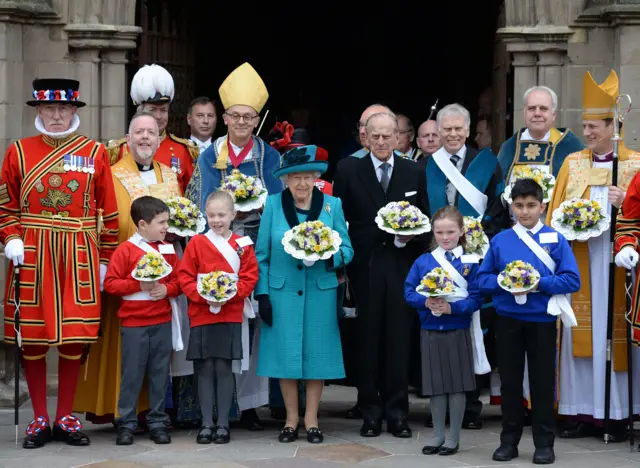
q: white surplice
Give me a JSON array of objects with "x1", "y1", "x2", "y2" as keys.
[{"x1": 558, "y1": 159, "x2": 640, "y2": 419}]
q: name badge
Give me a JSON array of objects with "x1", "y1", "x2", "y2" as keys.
[
  {"x1": 461, "y1": 254, "x2": 479, "y2": 264},
  {"x1": 158, "y1": 244, "x2": 175, "y2": 254},
  {"x1": 236, "y1": 236, "x2": 254, "y2": 247},
  {"x1": 539, "y1": 232, "x2": 558, "y2": 244}
]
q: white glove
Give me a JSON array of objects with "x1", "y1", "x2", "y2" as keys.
[
  {"x1": 99, "y1": 264, "x2": 108, "y2": 292},
  {"x1": 303, "y1": 259, "x2": 316, "y2": 267},
  {"x1": 4, "y1": 239, "x2": 24, "y2": 265},
  {"x1": 394, "y1": 236, "x2": 407, "y2": 248},
  {"x1": 615, "y1": 246, "x2": 639, "y2": 270}
]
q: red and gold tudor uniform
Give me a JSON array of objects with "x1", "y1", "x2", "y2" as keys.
[{"x1": 0, "y1": 78, "x2": 118, "y2": 449}]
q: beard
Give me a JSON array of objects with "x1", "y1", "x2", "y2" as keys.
[{"x1": 136, "y1": 146, "x2": 154, "y2": 162}]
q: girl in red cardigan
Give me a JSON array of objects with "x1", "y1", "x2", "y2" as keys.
[{"x1": 178, "y1": 191, "x2": 258, "y2": 444}]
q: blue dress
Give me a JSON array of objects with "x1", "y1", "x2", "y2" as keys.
[{"x1": 255, "y1": 190, "x2": 354, "y2": 379}]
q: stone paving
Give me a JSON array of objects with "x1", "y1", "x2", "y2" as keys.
[{"x1": 1, "y1": 386, "x2": 640, "y2": 467}]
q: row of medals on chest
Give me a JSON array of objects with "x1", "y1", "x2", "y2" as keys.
[{"x1": 36, "y1": 154, "x2": 94, "y2": 193}]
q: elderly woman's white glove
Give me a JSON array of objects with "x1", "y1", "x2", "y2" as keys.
[
  {"x1": 100, "y1": 264, "x2": 108, "y2": 292},
  {"x1": 4, "y1": 239, "x2": 24, "y2": 265},
  {"x1": 615, "y1": 246, "x2": 639, "y2": 270},
  {"x1": 303, "y1": 259, "x2": 316, "y2": 267}
]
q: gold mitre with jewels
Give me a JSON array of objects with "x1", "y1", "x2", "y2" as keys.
[
  {"x1": 218, "y1": 62, "x2": 268, "y2": 113},
  {"x1": 582, "y1": 69, "x2": 619, "y2": 120}
]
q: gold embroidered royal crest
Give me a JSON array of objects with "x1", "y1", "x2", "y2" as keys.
[
  {"x1": 524, "y1": 144, "x2": 541, "y2": 160},
  {"x1": 40, "y1": 188, "x2": 72, "y2": 210}
]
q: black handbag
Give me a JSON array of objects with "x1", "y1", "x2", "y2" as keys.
[{"x1": 334, "y1": 250, "x2": 357, "y2": 320}]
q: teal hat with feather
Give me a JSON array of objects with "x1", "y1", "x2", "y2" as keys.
[{"x1": 273, "y1": 145, "x2": 328, "y2": 179}]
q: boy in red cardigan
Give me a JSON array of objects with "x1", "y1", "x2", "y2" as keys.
[
  {"x1": 178, "y1": 191, "x2": 258, "y2": 444},
  {"x1": 104, "y1": 196, "x2": 181, "y2": 446}
]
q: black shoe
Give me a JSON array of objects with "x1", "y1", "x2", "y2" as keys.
[
  {"x1": 533, "y1": 446, "x2": 555, "y2": 464},
  {"x1": 559, "y1": 422, "x2": 592, "y2": 438},
  {"x1": 116, "y1": 427, "x2": 134, "y2": 446},
  {"x1": 422, "y1": 444, "x2": 442, "y2": 455},
  {"x1": 196, "y1": 426, "x2": 214, "y2": 444},
  {"x1": 387, "y1": 419, "x2": 412, "y2": 438},
  {"x1": 493, "y1": 444, "x2": 519, "y2": 461},
  {"x1": 53, "y1": 425, "x2": 91, "y2": 446},
  {"x1": 462, "y1": 419, "x2": 483, "y2": 430},
  {"x1": 345, "y1": 405, "x2": 362, "y2": 419},
  {"x1": 360, "y1": 420, "x2": 382, "y2": 437},
  {"x1": 439, "y1": 444, "x2": 459, "y2": 456},
  {"x1": 149, "y1": 427, "x2": 171, "y2": 444},
  {"x1": 306, "y1": 427, "x2": 323, "y2": 443},
  {"x1": 240, "y1": 409, "x2": 264, "y2": 431},
  {"x1": 213, "y1": 426, "x2": 230, "y2": 444},
  {"x1": 278, "y1": 426, "x2": 299, "y2": 443},
  {"x1": 23, "y1": 420, "x2": 52, "y2": 449}
]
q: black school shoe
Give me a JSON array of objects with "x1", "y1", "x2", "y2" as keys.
[
  {"x1": 196, "y1": 425, "x2": 214, "y2": 444},
  {"x1": 213, "y1": 426, "x2": 230, "y2": 444}
]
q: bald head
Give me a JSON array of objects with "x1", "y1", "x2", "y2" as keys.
[
  {"x1": 417, "y1": 119, "x2": 441, "y2": 154},
  {"x1": 359, "y1": 103, "x2": 393, "y2": 146}
]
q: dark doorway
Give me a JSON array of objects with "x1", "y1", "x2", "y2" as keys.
[{"x1": 134, "y1": 0, "x2": 503, "y2": 179}]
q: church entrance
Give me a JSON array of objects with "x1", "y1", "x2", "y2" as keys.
[{"x1": 132, "y1": 0, "x2": 509, "y2": 175}]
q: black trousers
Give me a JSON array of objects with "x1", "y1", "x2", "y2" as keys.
[
  {"x1": 496, "y1": 315, "x2": 556, "y2": 448},
  {"x1": 353, "y1": 246, "x2": 414, "y2": 423}
]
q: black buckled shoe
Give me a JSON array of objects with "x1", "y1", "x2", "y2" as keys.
[
  {"x1": 240, "y1": 409, "x2": 264, "y2": 431},
  {"x1": 213, "y1": 426, "x2": 230, "y2": 444},
  {"x1": 422, "y1": 444, "x2": 442, "y2": 455},
  {"x1": 306, "y1": 427, "x2": 323, "y2": 444},
  {"x1": 116, "y1": 427, "x2": 134, "y2": 446},
  {"x1": 53, "y1": 415, "x2": 90, "y2": 446},
  {"x1": 278, "y1": 426, "x2": 299, "y2": 443},
  {"x1": 196, "y1": 426, "x2": 214, "y2": 444},
  {"x1": 533, "y1": 446, "x2": 555, "y2": 464},
  {"x1": 439, "y1": 444, "x2": 459, "y2": 456},
  {"x1": 492, "y1": 444, "x2": 519, "y2": 461},
  {"x1": 23, "y1": 417, "x2": 51, "y2": 449},
  {"x1": 149, "y1": 427, "x2": 171, "y2": 444}
]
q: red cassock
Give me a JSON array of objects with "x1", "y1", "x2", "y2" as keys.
[{"x1": 0, "y1": 133, "x2": 119, "y2": 346}]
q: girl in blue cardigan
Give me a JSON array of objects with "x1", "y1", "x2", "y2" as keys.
[{"x1": 404, "y1": 206, "x2": 483, "y2": 456}]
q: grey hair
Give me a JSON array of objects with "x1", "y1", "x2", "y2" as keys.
[
  {"x1": 128, "y1": 109, "x2": 159, "y2": 135},
  {"x1": 365, "y1": 112, "x2": 399, "y2": 133},
  {"x1": 280, "y1": 170, "x2": 322, "y2": 184},
  {"x1": 523, "y1": 86, "x2": 558, "y2": 112},
  {"x1": 436, "y1": 104, "x2": 471, "y2": 130}
]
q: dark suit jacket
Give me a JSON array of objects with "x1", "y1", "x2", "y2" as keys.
[{"x1": 333, "y1": 152, "x2": 430, "y2": 273}]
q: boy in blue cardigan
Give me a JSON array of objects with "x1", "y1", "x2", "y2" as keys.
[{"x1": 478, "y1": 179, "x2": 580, "y2": 465}]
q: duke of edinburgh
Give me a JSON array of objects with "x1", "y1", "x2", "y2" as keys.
[
  {"x1": 106, "y1": 64, "x2": 199, "y2": 193},
  {"x1": 0, "y1": 78, "x2": 119, "y2": 448}
]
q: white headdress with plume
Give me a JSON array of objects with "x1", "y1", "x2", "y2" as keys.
[{"x1": 130, "y1": 64, "x2": 174, "y2": 105}]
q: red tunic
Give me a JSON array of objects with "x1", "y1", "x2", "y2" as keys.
[
  {"x1": 103, "y1": 238, "x2": 181, "y2": 328},
  {"x1": 0, "y1": 133, "x2": 119, "y2": 346},
  {"x1": 315, "y1": 179, "x2": 333, "y2": 195},
  {"x1": 178, "y1": 233, "x2": 258, "y2": 327}
]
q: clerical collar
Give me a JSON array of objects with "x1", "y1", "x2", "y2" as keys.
[
  {"x1": 593, "y1": 151, "x2": 613, "y2": 163},
  {"x1": 135, "y1": 161, "x2": 154, "y2": 172}
]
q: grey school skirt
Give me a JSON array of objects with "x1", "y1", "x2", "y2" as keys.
[
  {"x1": 186, "y1": 322, "x2": 243, "y2": 361},
  {"x1": 421, "y1": 328, "x2": 476, "y2": 396}
]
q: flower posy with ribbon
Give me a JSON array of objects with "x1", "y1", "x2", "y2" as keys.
[
  {"x1": 219, "y1": 169, "x2": 268, "y2": 212},
  {"x1": 498, "y1": 260, "x2": 540, "y2": 304},
  {"x1": 197, "y1": 271, "x2": 238, "y2": 314},
  {"x1": 166, "y1": 196, "x2": 206, "y2": 237},
  {"x1": 550, "y1": 198, "x2": 610, "y2": 241},
  {"x1": 132, "y1": 251, "x2": 172, "y2": 282}
]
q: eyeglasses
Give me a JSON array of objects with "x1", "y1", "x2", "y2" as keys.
[{"x1": 225, "y1": 113, "x2": 258, "y2": 123}]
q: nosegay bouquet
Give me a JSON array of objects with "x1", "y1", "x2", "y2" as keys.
[
  {"x1": 219, "y1": 169, "x2": 268, "y2": 212},
  {"x1": 132, "y1": 251, "x2": 172, "y2": 282},
  {"x1": 375, "y1": 201, "x2": 431, "y2": 235},
  {"x1": 282, "y1": 220, "x2": 342, "y2": 262},
  {"x1": 165, "y1": 196, "x2": 206, "y2": 237},
  {"x1": 197, "y1": 271, "x2": 238, "y2": 313},
  {"x1": 503, "y1": 165, "x2": 556, "y2": 203},
  {"x1": 550, "y1": 198, "x2": 610, "y2": 241},
  {"x1": 416, "y1": 267, "x2": 455, "y2": 297},
  {"x1": 498, "y1": 260, "x2": 540, "y2": 305},
  {"x1": 463, "y1": 216, "x2": 489, "y2": 258}
]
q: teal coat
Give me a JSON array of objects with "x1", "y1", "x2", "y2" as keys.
[{"x1": 255, "y1": 190, "x2": 354, "y2": 380}]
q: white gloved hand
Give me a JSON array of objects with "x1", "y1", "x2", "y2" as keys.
[
  {"x1": 615, "y1": 246, "x2": 639, "y2": 270},
  {"x1": 4, "y1": 239, "x2": 24, "y2": 265},
  {"x1": 303, "y1": 259, "x2": 316, "y2": 267},
  {"x1": 99, "y1": 264, "x2": 108, "y2": 292}
]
